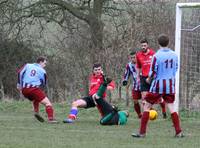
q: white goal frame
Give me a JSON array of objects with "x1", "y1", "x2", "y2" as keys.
[{"x1": 175, "y1": 2, "x2": 200, "y2": 112}]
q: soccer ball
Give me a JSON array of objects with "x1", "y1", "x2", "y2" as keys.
[{"x1": 149, "y1": 109, "x2": 158, "y2": 120}]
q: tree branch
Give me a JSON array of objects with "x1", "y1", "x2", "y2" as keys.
[
  {"x1": 40, "y1": 0, "x2": 90, "y2": 23},
  {"x1": 0, "y1": 0, "x2": 8, "y2": 6}
]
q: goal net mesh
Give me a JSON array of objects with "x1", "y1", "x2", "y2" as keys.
[{"x1": 179, "y1": 7, "x2": 200, "y2": 111}]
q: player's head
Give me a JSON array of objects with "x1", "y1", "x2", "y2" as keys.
[
  {"x1": 158, "y1": 34, "x2": 169, "y2": 47},
  {"x1": 129, "y1": 51, "x2": 136, "y2": 64},
  {"x1": 93, "y1": 63, "x2": 103, "y2": 76},
  {"x1": 37, "y1": 56, "x2": 47, "y2": 68},
  {"x1": 140, "y1": 38, "x2": 149, "y2": 52}
]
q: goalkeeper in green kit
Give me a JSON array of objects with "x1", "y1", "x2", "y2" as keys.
[{"x1": 92, "y1": 76, "x2": 129, "y2": 125}]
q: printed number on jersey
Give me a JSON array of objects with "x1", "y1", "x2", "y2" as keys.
[
  {"x1": 164, "y1": 59, "x2": 173, "y2": 69},
  {"x1": 30, "y1": 69, "x2": 36, "y2": 76}
]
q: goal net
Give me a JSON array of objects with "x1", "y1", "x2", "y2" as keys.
[{"x1": 175, "y1": 3, "x2": 200, "y2": 112}]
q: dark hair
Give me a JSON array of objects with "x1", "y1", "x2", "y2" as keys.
[
  {"x1": 36, "y1": 56, "x2": 47, "y2": 63},
  {"x1": 140, "y1": 38, "x2": 148, "y2": 44},
  {"x1": 93, "y1": 63, "x2": 101, "y2": 69},
  {"x1": 130, "y1": 51, "x2": 136, "y2": 55},
  {"x1": 158, "y1": 34, "x2": 169, "y2": 47}
]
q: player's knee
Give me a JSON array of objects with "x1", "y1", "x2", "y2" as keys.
[
  {"x1": 100, "y1": 121, "x2": 103, "y2": 125},
  {"x1": 44, "y1": 101, "x2": 52, "y2": 107},
  {"x1": 143, "y1": 102, "x2": 151, "y2": 111},
  {"x1": 72, "y1": 101, "x2": 78, "y2": 107},
  {"x1": 141, "y1": 92, "x2": 147, "y2": 99},
  {"x1": 41, "y1": 97, "x2": 52, "y2": 106},
  {"x1": 167, "y1": 103, "x2": 175, "y2": 113},
  {"x1": 72, "y1": 99, "x2": 87, "y2": 108},
  {"x1": 100, "y1": 120, "x2": 106, "y2": 125},
  {"x1": 72, "y1": 100, "x2": 82, "y2": 107},
  {"x1": 133, "y1": 100, "x2": 139, "y2": 104}
]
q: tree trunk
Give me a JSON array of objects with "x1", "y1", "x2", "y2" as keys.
[{"x1": 89, "y1": 19, "x2": 104, "y2": 49}]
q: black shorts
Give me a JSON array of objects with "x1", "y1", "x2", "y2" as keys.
[
  {"x1": 140, "y1": 76, "x2": 151, "y2": 92},
  {"x1": 82, "y1": 96, "x2": 96, "y2": 108},
  {"x1": 100, "y1": 112, "x2": 119, "y2": 125}
]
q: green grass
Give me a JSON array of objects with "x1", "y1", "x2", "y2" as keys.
[{"x1": 0, "y1": 100, "x2": 200, "y2": 148}]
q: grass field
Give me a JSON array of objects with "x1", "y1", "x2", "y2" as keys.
[{"x1": 0, "y1": 100, "x2": 200, "y2": 148}]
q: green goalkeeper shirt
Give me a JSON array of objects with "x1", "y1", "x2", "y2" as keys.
[{"x1": 118, "y1": 111, "x2": 128, "y2": 125}]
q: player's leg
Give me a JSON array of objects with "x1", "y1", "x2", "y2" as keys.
[
  {"x1": 95, "y1": 96, "x2": 114, "y2": 115},
  {"x1": 100, "y1": 112, "x2": 119, "y2": 125},
  {"x1": 94, "y1": 82, "x2": 116, "y2": 115},
  {"x1": 132, "y1": 90, "x2": 142, "y2": 118},
  {"x1": 141, "y1": 76, "x2": 167, "y2": 118},
  {"x1": 22, "y1": 87, "x2": 54, "y2": 123},
  {"x1": 31, "y1": 88, "x2": 57, "y2": 123},
  {"x1": 164, "y1": 95, "x2": 184, "y2": 137},
  {"x1": 95, "y1": 81, "x2": 120, "y2": 125},
  {"x1": 96, "y1": 76, "x2": 112, "y2": 98},
  {"x1": 32, "y1": 100, "x2": 40, "y2": 113},
  {"x1": 132, "y1": 92, "x2": 160, "y2": 138},
  {"x1": 140, "y1": 76, "x2": 150, "y2": 106},
  {"x1": 95, "y1": 83, "x2": 108, "y2": 117},
  {"x1": 94, "y1": 96, "x2": 120, "y2": 125},
  {"x1": 159, "y1": 98, "x2": 167, "y2": 119},
  {"x1": 32, "y1": 100, "x2": 45, "y2": 122},
  {"x1": 40, "y1": 97, "x2": 58, "y2": 123},
  {"x1": 141, "y1": 91, "x2": 147, "y2": 106},
  {"x1": 96, "y1": 104, "x2": 104, "y2": 117},
  {"x1": 63, "y1": 96, "x2": 93, "y2": 123}
]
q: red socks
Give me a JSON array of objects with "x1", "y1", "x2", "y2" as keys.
[
  {"x1": 171, "y1": 112, "x2": 182, "y2": 134},
  {"x1": 97, "y1": 105, "x2": 104, "y2": 117},
  {"x1": 160, "y1": 102, "x2": 166, "y2": 113},
  {"x1": 134, "y1": 103, "x2": 142, "y2": 118},
  {"x1": 140, "y1": 111, "x2": 149, "y2": 134},
  {"x1": 46, "y1": 106, "x2": 54, "y2": 120},
  {"x1": 139, "y1": 111, "x2": 182, "y2": 135},
  {"x1": 33, "y1": 101, "x2": 39, "y2": 113}
]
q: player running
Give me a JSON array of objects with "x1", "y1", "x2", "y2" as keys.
[{"x1": 17, "y1": 56, "x2": 58, "y2": 123}]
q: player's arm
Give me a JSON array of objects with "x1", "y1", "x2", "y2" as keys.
[
  {"x1": 136, "y1": 54, "x2": 142, "y2": 81},
  {"x1": 146, "y1": 55, "x2": 157, "y2": 84},
  {"x1": 40, "y1": 71, "x2": 47, "y2": 87},
  {"x1": 136, "y1": 68, "x2": 141, "y2": 79},
  {"x1": 17, "y1": 64, "x2": 27, "y2": 90},
  {"x1": 122, "y1": 64, "x2": 130, "y2": 86}
]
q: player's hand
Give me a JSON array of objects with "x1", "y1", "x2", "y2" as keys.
[
  {"x1": 137, "y1": 75, "x2": 140, "y2": 83},
  {"x1": 122, "y1": 80, "x2": 128, "y2": 86},
  {"x1": 17, "y1": 84, "x2": 21, "y2": 91},
  {"x1": 112, "y1": 105, "x2": 120, "y2": 112},
  {"x1": 146, "y1": 77, "x2": 151, "y2": 84}
]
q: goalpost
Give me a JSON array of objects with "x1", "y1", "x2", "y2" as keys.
[{"x1": 175, "y1": 3, "x2": 200, "y2": 112}]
